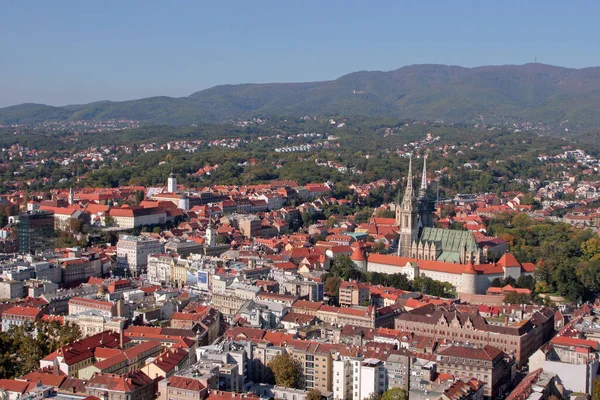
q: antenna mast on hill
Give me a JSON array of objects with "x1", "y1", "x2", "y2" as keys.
[{"x1": 534, "y1": 56, "x2": 537, "y2": 64}]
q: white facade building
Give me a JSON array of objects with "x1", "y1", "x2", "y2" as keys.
[
  {"x1": 332, "y1": 357, "x2": 386, "y2": 400},
  {"x1": 167, "y1": 172, "x2": 177, "y2": 193},
  {"x1": 146, "y1": 254, "x2": 174, "y2": 284},
  {"x1": 116, "y1": 235, "x2": 163, "y2": 277}
]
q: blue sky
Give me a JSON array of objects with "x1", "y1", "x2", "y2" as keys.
[{"x1": 1, "y1": 1, "x2": 598, "y2": 107}]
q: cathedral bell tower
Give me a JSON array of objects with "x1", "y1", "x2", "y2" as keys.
[
  {"x1": 418, "y1": 155, "x2": 434, "y2": 228},
  {"x1": 396, "y1": 158, "x2": 421, "y2": 257}
]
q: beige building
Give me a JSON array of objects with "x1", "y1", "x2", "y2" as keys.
[
  {"x1": 116, "y1": 235, "x2": 162, "y2": 277},
  {"x1": 239, "y1": 216, "x2": 261, "y2": 238},
  {"x1": 140, "y1": 347, "x2": 192, "y2": 380},
  {"x1": 395, "y1": 307, "x2": 555, "y2": 365},
  {"x1": 170, "y1": 258, "x2": 189, "y2": 288},
  {"x1": 85, "y1": 371, "x2": 154, "y2": 400},
  {"x1": 289, "y1": 346, "x2": 333, "y2": 392},
  {"x1": 212, "y1": 293, "x2": 247, "y2": 321},
  {"x1": 339, "y1": 280, "x2": 370, "y2": 306},
  {"x1": 79, "y1": 340, "x2": 162, "y2": 379},
  {"x1": 158, "y1": 376, "x2": 207, "y2": 400},
  {"x1": 436, "y1": 345, "x2": 513, "y2": 398},
  {"x1": 252, "y1": 344, "x2": 285, "y2": 383},
  {"x1": 0, "y1": 281, "x2": 24, "y2": 300},
  {"x1": 65, "y1": 311, "x2": 126, "y2": 337},
  {"x1": 68, "y1": 297, "x2": 119, "y2": 318},
  {"x1": 108, "y1": 206, "x2": 167, "y2": 229},
  {"x1": 147, "y1": 254, "x2": 175, "y2": 285}
]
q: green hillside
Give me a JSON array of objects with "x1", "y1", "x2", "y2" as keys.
[{"x1": 3, "y1": 63, "x2": 600, "y2": 128}]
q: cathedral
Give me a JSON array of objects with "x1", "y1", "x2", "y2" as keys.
[{"x1": 396, "y1": 157, "x2": 483, "y2": 264}]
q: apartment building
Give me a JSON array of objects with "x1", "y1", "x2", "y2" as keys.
[
  {"x1": 529, "y1": 334, "x2": 600, "y2": 394},
  {"x1": 288, "y1": 344, "x2": 333, "y2": 392},
  {"x1": 212, "y1": 293, "x2": 248, "y2": 322},
  {"x1": 252, "y1": 343, "x2": 286, "y2": 383},
  {"x1": 332, "y1": 356, "x2": 386, "y2": 400},
  {"x1": 0, "y1": 280, "x2": 24, "y2": 300},
  {"x1": 339, "y1": 280, "x2": 370, "y2": 306},
  {"x1": 147, "y1": 254, "x2": 176, "y2": 285},
  {"x1": 158, "y1": 376, "x2": 207, "y2": 400},
  {"x1": 281, "y1": 280, "x2": 324, "y2": 302},
  {"x1": 287, "y1": 341, "x2": 359, "y2": 393},
  {"x1": 170, "y1": 258, "x2": 189, "y2": 288},
  {"x1": 436, "y1": 345, "x2": 514, "y2": 398},
  {"x1": 85, "y1": 371, "x2": 155, "y2": 400},
  {"x1": 116, "y1": 235, "x2": 162, "y2": 277}
]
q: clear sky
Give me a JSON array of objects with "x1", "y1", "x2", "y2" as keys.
[{"x1": 1, "y1": 0, "x2": 598, "y2": 107}]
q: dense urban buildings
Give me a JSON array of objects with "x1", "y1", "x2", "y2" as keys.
[{"x1": 0, "y1": 123, "x2": 597, "y2": 400}]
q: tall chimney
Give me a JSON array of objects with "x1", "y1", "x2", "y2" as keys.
[{"x1": 120, "y1": 329, "x2": 125, "y2": 349}]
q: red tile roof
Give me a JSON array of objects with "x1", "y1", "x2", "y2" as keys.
[
  {"x1": 168, "y1": 376, "x2": 205, "y2": 391},
  {"x1": 86, "y1": 371, "x2": 153, "y2": 393},
  {"x1": 438, "y1": 345, "x2": 504, "y2": 361},
  {"x1": 2, "y1": 306, "x2": 42, "y2": 318},
  {"x1": 0, "y1": 379, "x2": 29, "y2": 394},
  {"x1": 498, "y1": 253, "x2": 521, "y2": 268},
  {"x1": 281, "y1": 312, "x2": 316, "y2": 325}
]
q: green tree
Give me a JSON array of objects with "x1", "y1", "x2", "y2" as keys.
[
  {"x1": 0, "y1": 320, "x2": 82, "y2": 379},
  {"x1": 307, "y1": 389, "x2": 321, "y2": 400},
  {"x1": 582, "y1": 238, "x2": 600, "y2": 259},
  {"x1": 104, "y1": 215, "x2": 116, "y2": 227},
  {"x1": 516, "y1": 275, "x2": 535, "y2": 291},
  {"x1": 331, "y1": 255, "x2": 361, "y2": 280},
  {"x1": 302, "y1": 211, "x2": 313, "y2": 228},
  {"x1": 375, "y1": 208, "x2": 395, "y2": 219},
  {"x1": 372, "y1": 241, "x2": 387, "y2": 254},
  {"x1": 355, "y1": 208, "x2": 374, "y2": 223},
  {"x1": 324, "y1": 276, "x2": 343, "y2": 296},
  {"x1": 135, "y1": 190, "x2": 145, "y2": 205},
  {"x1": 216, "y1": 235, "x2": 229, "y2": 244},
  {"x1": 381, "y1": 388, "x2": 408, "y2": 400},
  {"x1": 593, "y1": 377, "x2": 600, "y2": 400},
  {"x1": 490, "y1": 277, "x2": 503, "y2": 287},
  {"x1": 68, "y1": 218, "x2": 83, "y2": 233},
  {"x1": 504, "y1": 292, "x2": 532, "y2": 305},
  {"x1": 268, "y1": 353, "x2": 302, "y2": 389}
]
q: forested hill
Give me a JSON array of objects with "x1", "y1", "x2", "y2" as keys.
[{"x1": 3, "y1": 63, "x2": 600, "y2": 128}]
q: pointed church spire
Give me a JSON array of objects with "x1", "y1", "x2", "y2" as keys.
[
  {"x1": 420, "y1": 155, "x2": 428, "y2": 192},
  {"x1": 404, "y1": 157, "x2": 415, "y2": 198}
]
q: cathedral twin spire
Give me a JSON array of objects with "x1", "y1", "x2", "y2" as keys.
[
  {"x1": 420, "y1": 155, "x2": 428, "y2": 194},
  {"x1": 403, "y1": 157, "x2": 415, "y2": 200},
  {"x1": 402, "y1": 155, "x2": 428, "y2": 201},
  {"x1": 397, "y1": 155, "x2": 432, "y2": 257}
]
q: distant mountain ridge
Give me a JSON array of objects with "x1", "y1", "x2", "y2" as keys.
[{"x1": 3, "y1": 63, "x2": 600, "y2": 128}]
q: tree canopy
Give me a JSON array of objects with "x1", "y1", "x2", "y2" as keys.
[{"x1": 267, "y1": 353, "x2": 303, "y2": 389}]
